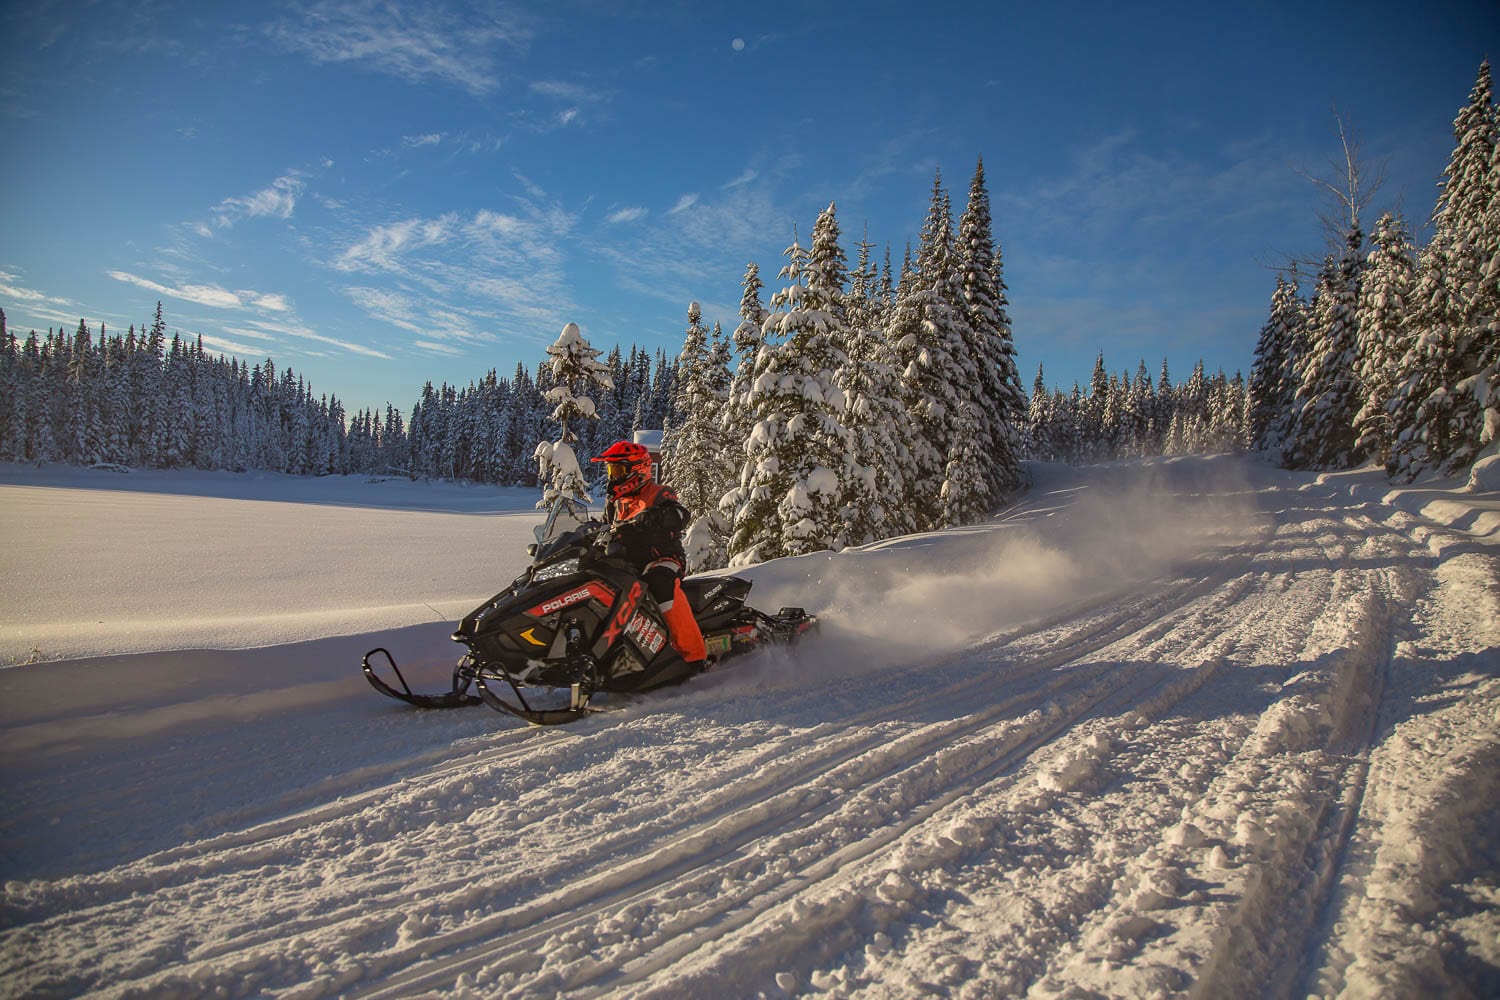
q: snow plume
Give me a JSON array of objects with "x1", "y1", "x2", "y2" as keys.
[{"x1": 740, "y1": 457, "x2": 1269, "y2": 682}]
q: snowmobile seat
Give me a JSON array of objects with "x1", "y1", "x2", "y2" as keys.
[{"x1": 681, "y1": 575, "x2": 752, "y2": 614}]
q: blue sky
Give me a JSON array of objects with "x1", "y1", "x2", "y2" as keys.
[{"x1": 1, "y1": 1, "x2": 1494, "y2": 418}]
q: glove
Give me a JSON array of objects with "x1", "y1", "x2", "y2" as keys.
[
  {"x1": 600, "y1": 521, "x2": 634, "y2": 561},
  {"x1": 634, "y1": 502, "x2": 687, "y2": 536},
  {"x1": 621, "y1": 505, "x2": 656, "y2": 532}
]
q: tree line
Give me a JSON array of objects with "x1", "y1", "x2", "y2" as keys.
[
  {"x1": 0, "y1": 300, "x2": 689, "y2": 483},
  {"x1": 1248, "y1": 60, "x2": 1498, "y2": 480},
  {"x1": 1025, "y1": 356, "x2": 1250, "y2": 463}
]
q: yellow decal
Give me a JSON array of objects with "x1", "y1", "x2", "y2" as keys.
[{"x1": 520, "y1": 627, "x2": 547, "y2": 647}]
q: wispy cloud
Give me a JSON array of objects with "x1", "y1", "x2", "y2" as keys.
[
  {"x1": 200, "y1": 333, "x2": 273, "y2": 356},
  {"x1": 334, "y1": 197, "x2": 579, "y2": 343},
  {"x1": 218, "y1": 326, "x2": 280, "y2": 343},
  {"x1": 213, "y1": 173, "x2": 305, "y2": 228},
  {"x1": 589, "y1": 186, "x2": 791, "y2": 314},
  {"x1": 106, "y1": 270, "x2": 246, "y2": 309},
  {"x1": 345, "y1": 287, "x2": 497, "y2": 353},
  {"x1": 0, "y1": 271, "x2": 81, "y2": 330},
  {"x1": 528, "y1": 80, "x2": 605, "y2": 103},
  {"x1": 526, "y1": 78, "x2": 610, "y2": 130},
  {"x1": 1000, "y1": 129, "x2": 1306, "y2": 240},
  {"x1": 230, "y1": 314, "x2": 394, "y2": 360},
  {"x1": 607, "y1": 206, "x2": 648, "y2": 224},
  {"x1": 0, "y1": 269, "x2": 69, "y2": 307},
  {"x1": 412, "y1": 339, "x2": 467, "y2": 356},
  {"x1": 345, "y1": 287, "x2": 422, "y2": 333},
  {"x1": 300, "y1": 328, "x2": 392, "y2": 359},
  {"x1": 266, "y1": 0, "x2": 534, "y2": 96},
  {"x1": 92, "y1": 267, "x2": 385, "y2": 364},
  {"x1": 513, "y1": 171, "x2": 546, "y2": 200},
  {"x1": 668, "y1": 193, "x2": 699, "y2": 214},
  {"x1": 402, "y1": 132, "x2": 444, "y2": 147},
  {"x1": 723, "y1": 168, "x2": 758, "y2": 189},
  {"x1": 333, "y1": 216, "x2": 457, "y2": 273}
]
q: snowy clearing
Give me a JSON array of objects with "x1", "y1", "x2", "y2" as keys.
[{"x1": 1, "y1": 455, "x2": 1497, "y2": 999}]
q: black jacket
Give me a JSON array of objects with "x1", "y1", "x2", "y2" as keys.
[{"x1": 604, "y1": 480, "x2": 690, "y2": 572}]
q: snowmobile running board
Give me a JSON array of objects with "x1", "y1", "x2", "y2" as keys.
[{"x1": 361, "y1": 648, "x2": 482, "y2": 709}]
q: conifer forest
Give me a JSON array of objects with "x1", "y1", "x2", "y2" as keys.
[{"x1": 2, "y1": 62, "x2": 1495, "y2": 564}]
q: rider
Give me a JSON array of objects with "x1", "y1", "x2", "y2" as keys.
[{"x1": 591, "y1": 440, "x2": 707, "y2": 669}]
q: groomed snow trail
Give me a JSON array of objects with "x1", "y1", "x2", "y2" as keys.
[{"x1": 1, "y1": 457, "x2": 1496, "y2": 999}]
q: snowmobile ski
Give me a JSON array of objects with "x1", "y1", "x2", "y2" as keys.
[{"x1": 361, "y1": 647, "x2": 482, "y2": 709}]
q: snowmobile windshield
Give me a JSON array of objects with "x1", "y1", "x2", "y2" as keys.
[{"x1": 535, "y1": 496, "x2": 592, "y2": 546}]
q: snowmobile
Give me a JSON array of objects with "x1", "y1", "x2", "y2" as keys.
[{"x1": 362, "y1": 496, "x2": 817, "y2": 724}]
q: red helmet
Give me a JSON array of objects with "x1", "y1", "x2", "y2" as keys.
[{"x1": 592, "y1": 440, "x2": 653, "y2": 497}]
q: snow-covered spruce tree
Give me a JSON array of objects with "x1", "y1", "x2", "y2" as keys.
[
  {"x1": 1268, "y1": 273, "x2": 1312, "y2": 462},
  {"x1": 1386, "y1": 65, "x2": 1498, "y2": 478},
  {"x1": 1185, "y1": 359, "x2": 1211, "y2": 420},
  {"x1": 1352, "y1": 213, "x2": 1417, "y2": 465},
  {"x1": 1205, "y1": 371, "x2": 1246, "y2": 454},
  {"x1": 159, "y1": 335, "x2": 193, "y2": 468},
  {"x1": 1278, "y1": 263, "x2": 1326, "y2": 470},
  {"x1": 888, "y1": 174, "x2": 967, "y2": 529},
  {"x1": 664, "y1": 303, "x2": 736, "y2": 570},
  {"x1": 1067, "y1": 384, "x2": 1088, "y2": 461},
  {"x1": 941, "y1": 400, "x2": 988, "y2": 525},
  {"x1": 846, "y1": 229, "x2": 889, "y2": 338},
  {"x1": 4, "y1": 332, "x2": 30, "y2": 461},
  {"x1": 722, "y1": 262, "x2": 768, "y2": 450},
  {"x1": 1124, "y1": 361, "x2": 1154, "y2": 457},
  {"x1": 1288, "y1": 228, "x2": 1365, "y2": 469},
  {"x1": 1078, "y1": 353, "x2": 1109, "y2": 460},
  {"x1": 534, "y1": 322, "x2": 613, "y2": 508},
  {"x1": 131, "y1": 305, "x2": 166, "y2": 467},
  {"x1": 882, "y1": 244, "x2": 942, "y2": 529},
  {"x1": 662, "y1": 301, "x2": 711, "y2": 501},
  {"x1": 588, "y1": 346, "x2": 621, "y2": 455},
  {"x1": 1248, "y1": 273, "x2": 1305, "y2": 455},
  {"x1": 1154, "y1": 359, "x2": 1174, "y2": 453},
  {"x1": 716, "y1": 262, "x2": 769, "y2": 546},
  {"x1": 1387, "y1": 234, "x2": 1470, "y2": 478},
  {"x1": 727, "y1": 218, "x2": 854, "y2": 566},
  {"x1": 682, "y1": 322, "x2": 737, "y2": 569},
  {"x1": 957, "y1": 157, "x2": 1026, "y2": 499},
  {"x1": 1481, "y1": 67, "x2": 1500, "y2": 453},
  {"x1": 1026, "y1": 364, "x2": 1053, "y2": 461},
  {"x1": 1391, "y1": 59, "x2": 1498, "y2": 474},
  {"x1": 1102, "y1": 372, "x2": 1127, "y2": 456},
  {"x1": 840, "y1": 220, "x2": 915, "y2": 544}
]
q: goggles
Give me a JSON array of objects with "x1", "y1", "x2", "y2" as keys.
[{"x1": 605, "y1": 460, "x2": 629, "y2": 478}]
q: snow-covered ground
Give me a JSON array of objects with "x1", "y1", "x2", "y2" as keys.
[{"x1": 1, "y1": 454, "x2": 1496, "y2": 999}]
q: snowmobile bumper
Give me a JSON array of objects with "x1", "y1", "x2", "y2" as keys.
[
  {"x1": 474, "y1": 653, "x2": 603, "y2": 726},
  {"x1": 361, "y1": 647, "x2": 482, "y2": 709}
]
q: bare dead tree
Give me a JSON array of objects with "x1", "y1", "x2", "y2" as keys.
[
  {"x1": 1261, "y1": 109, "x2": 1389, "y2": 279},
  {"x1": 1299, "y1": 110, "x2": 1384, "y2": 247}
]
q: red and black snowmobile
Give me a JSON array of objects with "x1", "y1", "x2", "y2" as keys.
[{"x1": 362, "y1": 497, "x2": 817, "y2": 724}]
